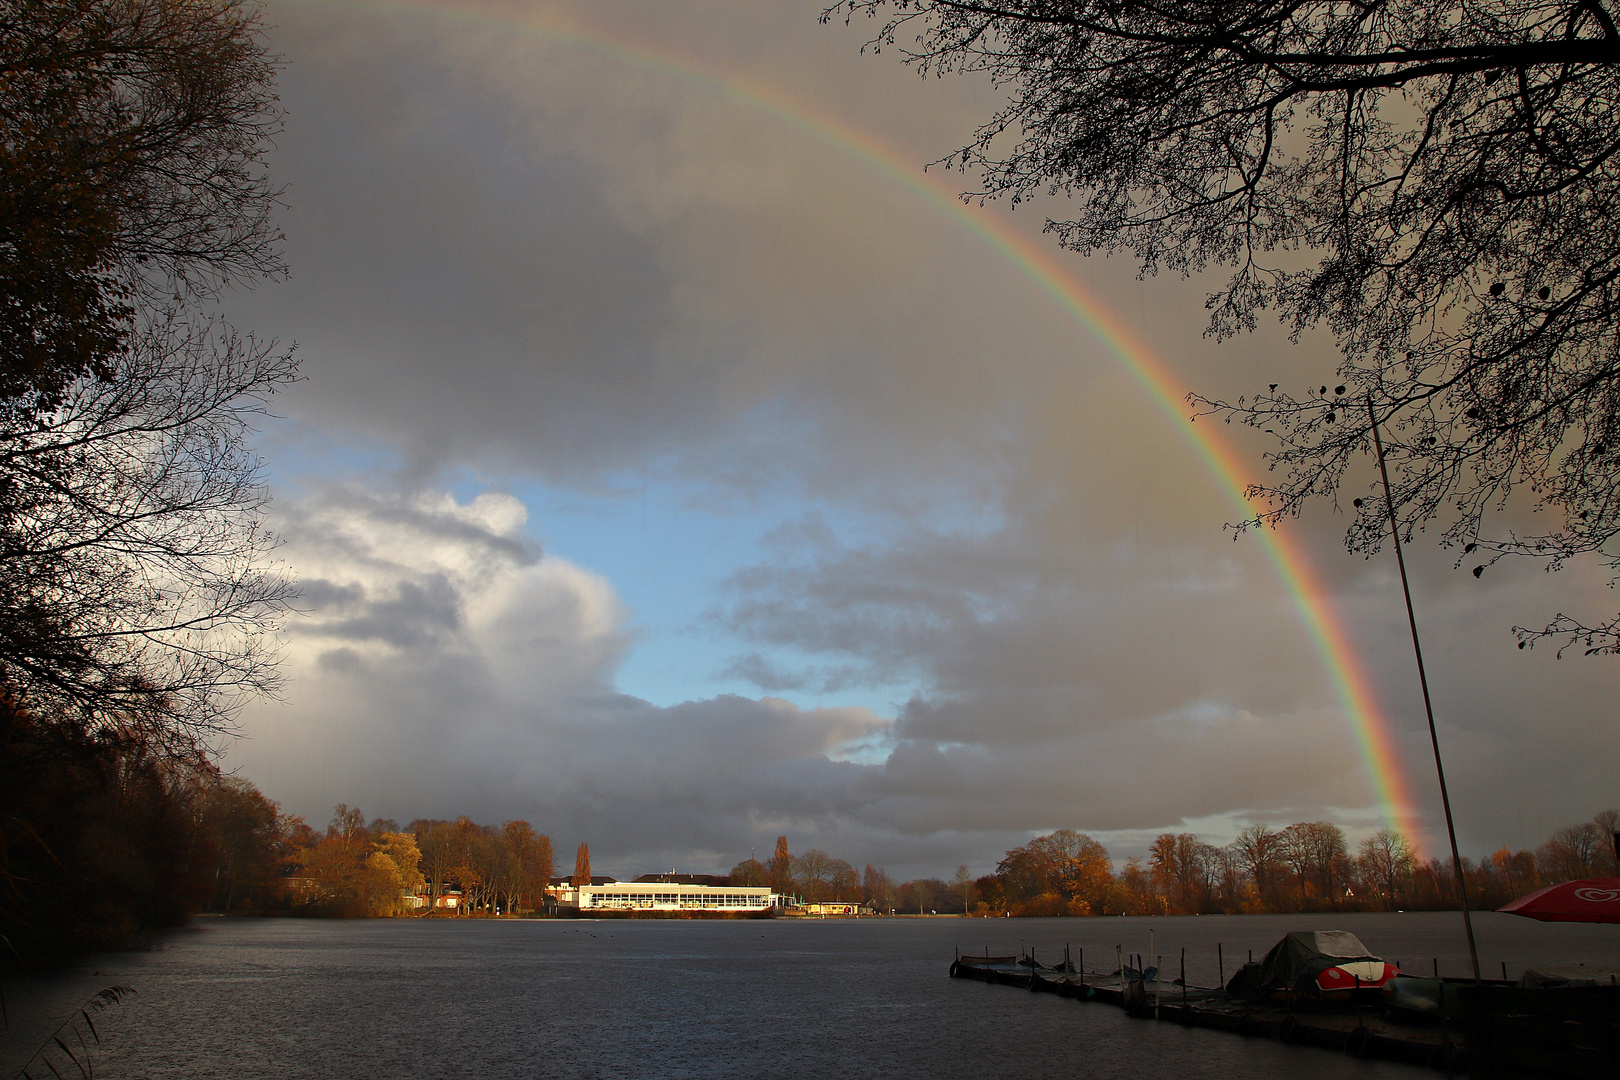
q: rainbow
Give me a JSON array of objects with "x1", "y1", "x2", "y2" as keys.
[{"x1": 287, "y1": 0, "x2": 1427, "y2": 848}]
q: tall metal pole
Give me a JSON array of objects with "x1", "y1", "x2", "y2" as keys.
[{"x1": 1366, "y1": 397, "x2": 1481, "y2": 982}]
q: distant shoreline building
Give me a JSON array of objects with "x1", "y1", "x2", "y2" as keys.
[
  {"x1": 548, "y1": 878, "x2": 786, "y2": 912},
  {"x1": 800, "y1": 901, "x2": 874, "y2": 917}
]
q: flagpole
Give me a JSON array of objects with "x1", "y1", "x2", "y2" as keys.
[{"x1": 1366, "y1": 397, "x2": 1481, "y2": 982}]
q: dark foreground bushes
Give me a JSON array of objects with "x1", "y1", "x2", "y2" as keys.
[{"x1": 0, "y1": 697, "x2": 286, "y2": 967}]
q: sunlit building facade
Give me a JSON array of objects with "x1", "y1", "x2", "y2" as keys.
[{"x1": 550, "y1": 880, "x2": 781, "y2": 911}]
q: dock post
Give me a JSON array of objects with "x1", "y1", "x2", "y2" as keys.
[
  {"x1": 1218, "y1": 943, "x2": 1224, "y2": 987},
  {"x1": 1079, "y1": 947, "x2": 1084, "y2": 990},
  {"x1": 1181, "y1": 948, "x2": 1187, "y2": 1011},
  {"x1": 1148, "y1": 929, "x2": 1155, "y2": 1016},
  {"x1": 1118, "y1": 945, "x2": 1124, "y2": 997},
  {"x1": 1155, "y1": 953, "x2": 1162, "y2": 1018}
]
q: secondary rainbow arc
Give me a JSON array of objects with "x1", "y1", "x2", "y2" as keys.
[{"x1": 296, "y1": 0, "x2": 1427, "y2": 849}]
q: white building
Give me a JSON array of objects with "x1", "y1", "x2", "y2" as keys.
[
  {"x1": 800, "y1": 901, "x2": 874, "y2": 917},
  {"x1": 551, "y1": 881, "x2": 782, "y2": 912}
]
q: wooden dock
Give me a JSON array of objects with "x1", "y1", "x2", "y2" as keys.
[{"x1": 949, "y1": 953, "x2": 1460, "y2": 1072}]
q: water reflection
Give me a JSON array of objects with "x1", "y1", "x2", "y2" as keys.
[{"x1": 13, "y1": 911, "x2": 1615, "y2": 1079}]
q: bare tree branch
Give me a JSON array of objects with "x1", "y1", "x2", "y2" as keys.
[{"x1": 828, "y1": 0, "x2": 1620, "y2": 652}]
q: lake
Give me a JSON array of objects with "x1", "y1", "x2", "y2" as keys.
[{"x1": 4, "y1": 911, "x2": 1616, "y2": 1078}]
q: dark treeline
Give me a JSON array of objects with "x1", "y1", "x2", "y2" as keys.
[
  {"x1": 0, "y1": 712, "x2": 565, "y2": 965},
  {"x1": 3, "y1": 696, "x2": 212, "y2": 961},
  {"x1": 1, "y1": 699, "x2": 298, "y2": 963},
  {"x1": 750, "y1": 816, "x2": 1620, "y2": 917},
  {"x1": 933, "y1": 814, "x2": 1620, "y2": 918}
]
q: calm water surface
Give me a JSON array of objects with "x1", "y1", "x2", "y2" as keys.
[{"x1": 5, "y1": 911, "x2": 1617, "y2": 1079}]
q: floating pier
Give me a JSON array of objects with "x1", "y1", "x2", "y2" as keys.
[{"x1": 950, "y1": 949, "x2": 1460, "y2": 1072}]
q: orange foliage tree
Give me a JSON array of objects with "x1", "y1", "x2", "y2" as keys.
[
  {"x1": 769, "y1": 836, "x2": 793, "y2": 898},
  {"x1": 573, "y1": 842, "x2": 591, "y2": 888}
]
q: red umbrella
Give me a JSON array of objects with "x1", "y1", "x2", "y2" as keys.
[{"x1": 1499, "y1": 878, "x2": 1620, "y2": 924}]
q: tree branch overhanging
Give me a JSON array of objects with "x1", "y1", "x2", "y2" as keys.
[{"x1": 828, "y1": 0, "x2": 1620, "y2": 653}]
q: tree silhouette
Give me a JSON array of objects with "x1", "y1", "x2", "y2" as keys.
[
  {"x1": 0, "y1": 0, "x2": 283, "y2": 410},
  {"x1": 0, "y1": 0, "x2": 294, "y2": 746}
]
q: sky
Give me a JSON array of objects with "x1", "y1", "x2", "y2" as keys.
[{"x1": 218, "y1": 0, "x2": 1619, "y2": 882}]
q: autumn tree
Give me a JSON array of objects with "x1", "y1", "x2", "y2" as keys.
[
  {"x1": 897, "y1": 876, "x2": 948, "y2": 913},
  {"x1": 953, "y1": 864, "x2": 974, "y2": 915},
  {"x1": 415, "y1": 820, "x2": 455, "y2": 909},
  {"x1": 362, "y1": 833, "x2": 424, "y2": 916},
  {"x1": 862, "y1": 863, "x2": 896, "y2": 911},
  {"x1": 1116, "y1": 858, "x2": 1162, "y2": 915},
  {"x1": 449, "y1": 816, "x2": 493, "y2": 912},
  {"x1": 1277, "y1": 822, "x2": 1349, "y2": 908},
  {"x1": 198, "y1": 776, "x2": 284, "y2": 913},
  {"x1": 377, "y1": 833, "x2": 425, "y2": 895},
  {"x1": 830, "y1": 0, "x2": 1620, "y2": 652},
  {"x1": 793, "y1": 848, "x2": 838, "y2": 902},
  {"x1": 1150, "y1": 833, "x2": 1219, "y2": 914},
  {"x1": 729, "y1": 857, "x2": 767, "y2": 887},
  {"x1": 769, "y1": 836, "x2": 793, "y2": 898},
  {"x1": 1539, "y1": 818, "x2": 1609, "y2": 880},
  {"x1": 1054, "y1": 832, "x2": 1115, "y2": 914},
  {"x1": 298, "y1": 829, "x2": 368, "y2": 915},
  {"x1": 997, "y1": 836, "x2": 1060, "y2": 911},
  {"x1": 828, "y1": 858, "x2": 861, "y2": 901},
  {"x1": 330, "y1": 804, "x2": 367, "y2": 841},
  {"x1": 1598, "y1": 809, "x2": 1620, "y2": 874},
  {"x1": 531, "y1": 832, "x2": 556, "y2": 902},
  {"x1": 1488, "y1": 847, "x2": 1542, "y2": 904},
  {"x1": 283, "y1": 815, "x2": 318, "y2": 853},
  {"x1": 573, "y1": 842, "x2": 591, "y2": 888},
  {"x1": 1356, "y1": 828, "x2": 1417, "y2": 909},
  {"x1": 292, "y1": 810, "x2": 426, "y2": 916},
  {"x1": 973, "y1": 873, "x2": 1005, "y2": 914},
  {"x1": 480, "y1": 827, "x2": 521, "y2": 914},
  {"x1": 998, "y1": 829, "x2": 1113, "y2": 914},
  {"x1": 503, "y1": 821, "x2": 553, "y2": 911},
  {"x1": 1233, "y1": 824, "x2": 1286, "y2": 911}
]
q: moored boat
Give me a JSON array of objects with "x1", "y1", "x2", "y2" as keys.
[{"x1": 1226, "y1": 930, "x2": 1399, "y2": 1004}]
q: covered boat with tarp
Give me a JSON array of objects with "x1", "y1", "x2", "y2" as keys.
[{"x1": 1226, "y1": 930, "x2": 1399, "y2": 1003}]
